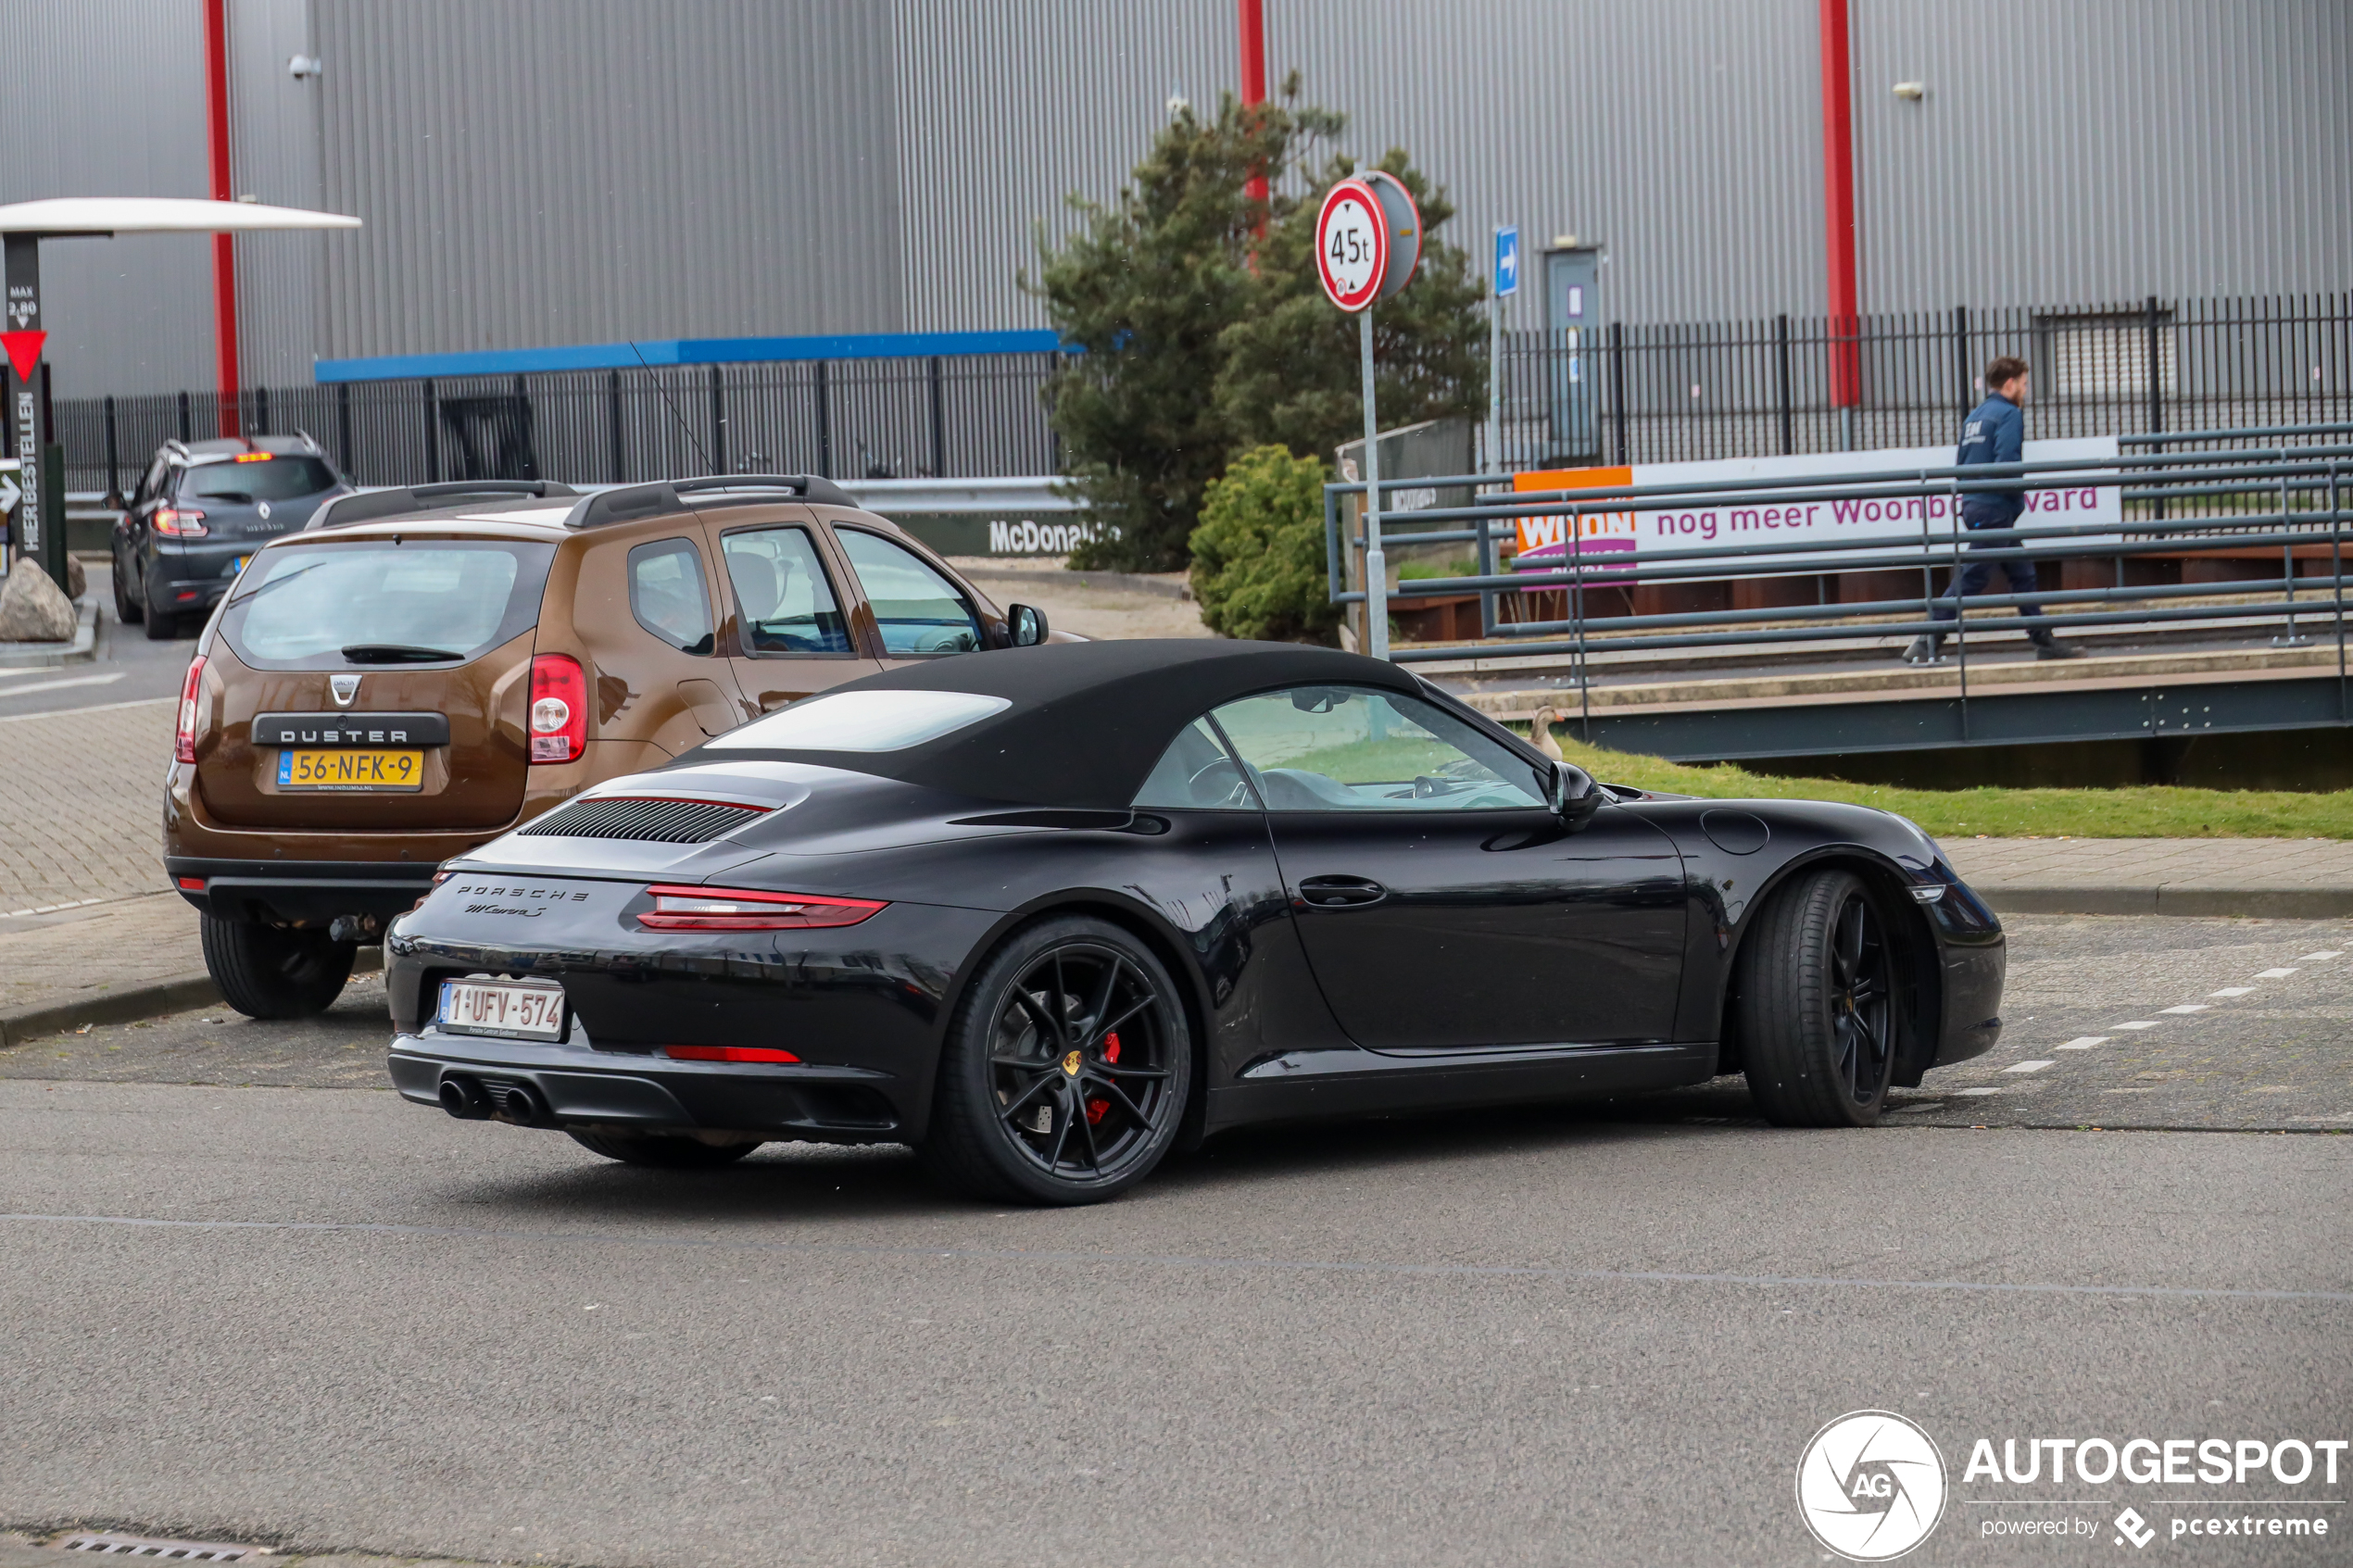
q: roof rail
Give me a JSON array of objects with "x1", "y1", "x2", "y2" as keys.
[
  {"x1": 308, "y1": 478, "x2": 578, "y2": 530},
  {"x1": 565, "y1": 472, "x2": 858, "y2": 530}
]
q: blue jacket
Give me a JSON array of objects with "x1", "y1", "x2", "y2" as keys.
[{"x1": 1957, "y1": 392, "x2": 2025, "y2": 528}]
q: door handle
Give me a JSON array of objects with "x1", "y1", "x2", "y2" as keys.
[{"x1": 1296, "y1": 874, "x2": 1388, "y2": 909}]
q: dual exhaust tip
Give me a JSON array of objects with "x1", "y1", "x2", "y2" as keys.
[{"x1": 438, "y1": 1074, "x2": 545, "y2": 1126}]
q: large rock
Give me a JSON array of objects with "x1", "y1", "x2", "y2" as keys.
[
  {"x1": 0, "y1": 561, "x2": 79, "y2": 642},
  {"x1": 65, "y1": 553, "x2": 86, "y2": 599}
]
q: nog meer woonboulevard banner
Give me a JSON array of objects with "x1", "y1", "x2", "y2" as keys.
[{"x1": 1511, "y1": 437, "x2": 2123, "y2": 581}]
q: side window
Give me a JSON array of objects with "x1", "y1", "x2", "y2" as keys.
[
  {"x1": 1132, "y1": 718, "x2": 1259, "y2": 810},
  {"x1": 1209, "y1": 686, "x2": 1547, "y2": 811},
  {"x1": 835, "y1": 529, "x2": 983, "y2": 655},
  {"x1": 720, "y1": 526, "x2": 853, "y2": 655},
  {"x1": 626, "y1": 537, "x2": 715, "y2": 655}
]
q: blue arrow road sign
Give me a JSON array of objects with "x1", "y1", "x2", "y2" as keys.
[{"x1": 1494, "y1": 226, "x2": 1519, "y2": 298}]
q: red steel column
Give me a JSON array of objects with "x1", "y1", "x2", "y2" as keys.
[
  {"x1": 204, "y1": 0, "x2": 242, "y2": 437},
  {"x1": 1818, "y1": 0, "x2": 1859, "y2": 408},
  {"x1": 1239, "y1": 0, "x2": 1267, "y2": 209}
]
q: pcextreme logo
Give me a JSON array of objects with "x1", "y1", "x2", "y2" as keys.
[
  {"x1": 1797, "y1": 1411, "x2": 1949, "y2": 1561},
  {"x1": 1797, "y1": 1414, "x2": 2347, "y2": 1558}
]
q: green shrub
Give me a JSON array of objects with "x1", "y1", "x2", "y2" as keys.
[{"x1": 1189, "y1": 445, "x2": 1341, "y2": 645}]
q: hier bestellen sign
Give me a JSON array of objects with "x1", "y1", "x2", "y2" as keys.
[{"x1": 1513, "y1": 437, "x2": 2121, "y2": 579}]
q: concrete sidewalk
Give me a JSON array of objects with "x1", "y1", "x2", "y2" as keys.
[
  {"x1": 2, "y1": 837, "x2": 2349, "y2": 1045},
  {"x1": 1944, "y1": 835, "x2": 2353, "y2": 916}
]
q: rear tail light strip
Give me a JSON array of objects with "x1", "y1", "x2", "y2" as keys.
[
  {"x1": 637, "y1": 884, "x2": 886, "y2": 932},
  {"x1": 152, "y1": 506, "x2": 208, "y2": 537},
  {"x1": 661, "y1": 1045, "x2": 801, "y2": 1063},
  {"x1": 174, "y1": 655, "x2": 208, "y2": 763}
]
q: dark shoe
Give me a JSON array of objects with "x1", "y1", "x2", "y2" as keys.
[
  {"x1": 1902, "y1": 635, "x2": 1944, "y2": 665},
  {"x1": 2033, "y1": 640, "x2": 2085, "y2": 660}
]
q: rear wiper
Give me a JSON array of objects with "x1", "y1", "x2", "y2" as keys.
[{"x1": 341, "y1": 644, "x2": 462, "y2": 663}]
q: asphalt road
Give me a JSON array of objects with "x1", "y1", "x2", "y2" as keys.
[
  {"x1": 0, "y1": 915, "x2": 2345, "y2": 1567},
  {"x1": 0, "y1": 561, "x2": 193, "y2": 722}
]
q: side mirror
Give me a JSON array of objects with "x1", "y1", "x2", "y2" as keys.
[
  {"x1": 1007, "y1": 604, "x2": 1049, "y2": 646},
  {"x1": 1543, "y1": 759, "x2": 1603, "y2": 832}
]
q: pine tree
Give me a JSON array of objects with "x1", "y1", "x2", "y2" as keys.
[{"x1": 1026, "y1": 81, "x2": 1482, "y2": 572}]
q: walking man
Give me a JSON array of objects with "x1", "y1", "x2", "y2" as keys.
[{"x1": 1904, "y1": 357, "x2": 2082, "y2": 663}]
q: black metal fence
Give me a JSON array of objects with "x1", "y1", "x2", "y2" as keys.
[
  {"x1": 46, "y1": 293, "x2": 2351, "y2": 498},
  {"x1": 1492, "y1": 293, "x2": 2353, "y2": 470},
  {"x1": 51, "y1": 353, "x2": 1062, "y2": 498}
]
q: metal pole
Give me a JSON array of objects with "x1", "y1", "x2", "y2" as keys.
[
  {"x1": 2332, "y1": 460, "x2": 2344, "y2": 719},
  {"x1": 422, "y1": 379, "x2": 438, "y2": 483},
  {"x1": 928, "y1": 354, "x2": 947, "y2": 478},
  {"x1": 1361, "y1": 307, "x2": 1389, "y2": 660},
  {"x1": 707, "y1": 364, "x2": 726, "y2": 476},
  {"x1": 2277, "y1": 468, "x2": 2309, "y2": 646},
  {"x1": 1488, "y1": 271, "x2": 1504, "y2": 472},
  {"x1": 2146, "y1": 295, "x2": 2167, "y2": 524},
  {"x1": 1610, "y1": 321, "x2": 1629, "y2": 465},
  {"x1": 814, "y1": 360, "x2": 833, "y2": 479},
  {"x1": 103, "y1": 395, "x2": 120, "y2": 507},
  {"x1": 606, "y1": 369, "x2": 624, "y2": 483},
  {"x1": 1953, "y1": 304, "x2": 1970, "y2": 423},
  {"x1": 335, "y1": 382, "x2": 354, "y2": 477},
  {"x1": 1776, "y1": 314, "x2": 1793, "y2": 456}
]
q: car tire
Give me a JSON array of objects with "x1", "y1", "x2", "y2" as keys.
[
  {"x1": 112, "y1": 558, "x2": 143, "y2": 624},
  {"x1": 142, "y1": 591, "x2": 176, "y2": 640},
  {"x1": 567, "y1": 1129, "x2": 762, "y2": 1168},
  {"x1": 200, "y1": 915, "x2": 357, "y2": 1019},
  {"x1": 919, "y1": 914, "x2": 1192, "y2": 1206},
  {"x1": 1735, "y1": 867, "x2": 1899, "y2": 1128}
]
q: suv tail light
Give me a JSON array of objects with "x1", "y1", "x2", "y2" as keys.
[
  {"x1": 174, "y1": 655, "x2": 208, "y2": 763},
  {"x1": 153, "y1": 506, "x2": 208, "y2": 537},
  {"x1": 638, "y1": 885, "x2": 887, "y2": 932},
  {"x1": 529, "y1": 653, "x2": 586, "y2": 763}
]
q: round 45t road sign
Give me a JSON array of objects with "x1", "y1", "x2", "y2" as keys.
[{"x1": 1315, "y1": 179, "x2": 1389, "y2": 312}]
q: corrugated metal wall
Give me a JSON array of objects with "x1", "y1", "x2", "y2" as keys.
[
  {"x1": 1851, "y1": 0, "x2": 2353, "y2": 311},
  {"x1": 311, "y1": 0, "x2": 907, "y2": 365},
  {"x1": 0, "y1": 0, "x2": 218, "y2": 397},
  {"x1": 887, "y1": 0, "x2": 1245, "y2": 336},
  {"x1": 6, "y1": 0, "x2": 2346, "y2": 401}
]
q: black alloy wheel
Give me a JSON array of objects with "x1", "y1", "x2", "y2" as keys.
[
  {"x1": 1736, "y1": 867, "x2": 1899, "y2": 1127},
  {"x1": 922, "y1": 915, "x2": 1190, "y2": 1205}
]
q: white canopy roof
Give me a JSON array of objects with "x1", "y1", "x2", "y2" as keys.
[{"x1": 0, "y1": 197, "x2": 360, "y2": 235}]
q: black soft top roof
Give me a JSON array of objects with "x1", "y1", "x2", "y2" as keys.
[{"x1": 680, "y1": 639, "x2": 1428, "y2": 809}]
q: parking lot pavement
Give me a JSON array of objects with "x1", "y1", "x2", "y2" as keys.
[
  {"x1": 0, "y1": 696, "x2": 175, "y2": 912},
  {"x1": 0, "y1": 914, "x2": 2343, "y2": 1566}
]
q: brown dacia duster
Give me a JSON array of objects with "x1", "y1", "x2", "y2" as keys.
[{"x1": 166, "y1": 474, "x2": 1057, "y2": 1017}]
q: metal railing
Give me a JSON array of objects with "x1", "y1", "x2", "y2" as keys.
[{"x1": 1327, "y1": 423, "x2": 2353, "y2": 741}]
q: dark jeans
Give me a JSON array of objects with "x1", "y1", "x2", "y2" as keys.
[{"x1": 1929, "y1": 521, "x2": 2052, "y2": 639}]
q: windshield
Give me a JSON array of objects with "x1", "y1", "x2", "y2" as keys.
[
  {"x1": 219, "y1": 538, "x2": 556, "y2": 669},
  {"x1": 182, "y1": 456, "x2": 340, "y2": 502},
  {"x1": 708, "y1": 689, "x2": 1011, "y2": 751}
]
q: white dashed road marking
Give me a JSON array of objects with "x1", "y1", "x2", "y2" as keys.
[
  {"x1": 1955, "y1": 1086, "x2": 2001, "y2": 1097},
  {"x1": 2003, "y1": 1060, "x2": 2056, "y2": 1073},
  {"x1": 2057, "y1": 1036, "x2": 2108, "y2": 1050},
  {"x1": 2113, "y1": 1021, "x2": 2159, "y2": 1030},
  {"x1": 2209, "y1": 987, "x2": 2256, "y2": 997},
  {"x1": 2253, "y1": 968, "x2": 2299, "y2": 979},
  {"x1": 2158, "y1": 1004, "x2": 2209, "y2": 1014},
  {"x1": 2296, "y1": 951, "x2": 2342, "y2": 961}
]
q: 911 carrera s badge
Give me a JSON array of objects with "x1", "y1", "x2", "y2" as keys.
[{"x1": 1061, "y1": 1050, "x2": 1082, "y2": 1076}]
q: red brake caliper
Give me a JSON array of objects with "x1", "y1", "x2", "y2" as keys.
[{"x1": 1086, "y1": 1031, "x2": 1120, "y2": 1125}]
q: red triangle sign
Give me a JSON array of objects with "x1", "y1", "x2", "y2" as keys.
[{"x1": 0, "y1": 331, "x2": 44, "y2": 383}]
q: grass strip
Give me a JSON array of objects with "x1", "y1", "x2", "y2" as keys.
[{"x1": 1527, "y1": 729, "x2": 2353, "y2": 839}]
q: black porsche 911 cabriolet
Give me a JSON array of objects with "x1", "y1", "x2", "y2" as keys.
[{"x1": 384, "y1": 640, "x2": 2005, "y2": 1204}]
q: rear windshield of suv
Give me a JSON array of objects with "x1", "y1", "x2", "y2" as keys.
[
  {"x1": 182, "y1": 456, "x2": 340, "y2": 502},
  {"x1": 217, "y1": 538, "x2": 557, "y2": 670}
]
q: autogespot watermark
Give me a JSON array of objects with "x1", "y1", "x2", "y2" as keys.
[{"x1": 1797, "y1": 1413, "x2": 2345, "y2": 1559}]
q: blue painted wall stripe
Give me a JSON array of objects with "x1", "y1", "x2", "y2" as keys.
[{"x1": 315, "y1": 329, "x2": 1067, "y2": 383}]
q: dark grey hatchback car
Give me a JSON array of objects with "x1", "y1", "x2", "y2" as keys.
[{"x1": 113, "y1": 433, "x2": 351, "y2": 638}]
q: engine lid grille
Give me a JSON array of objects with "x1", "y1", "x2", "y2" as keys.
[{"x1": 521, "y1": 795, "x2": 764, "y2": 844}]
